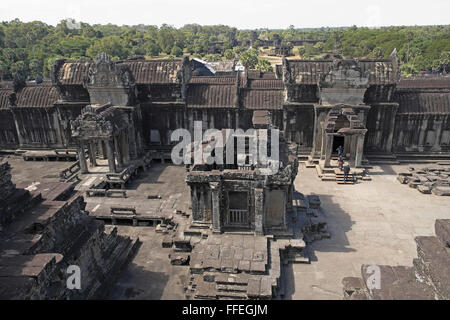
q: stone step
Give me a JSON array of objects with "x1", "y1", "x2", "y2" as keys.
[
  {"x1": 337, "y1": 180, "x2": 354, "y2": 185},
  {"x1": 435, "y1": 219, "x2": 450, "y2": 247},
  {"x1": 216, "y1": 284, "x2": 247, "y2": 293},
  {"x1": 216, "y1": 291, "x2": 248, "y2": 299},
  {"x1": 189, "y1": 222, "x2": 211, "y2": 229},
  {"x1": 183, "y1": 229, "x2": 203, "y2": 237},
  {"x1": 414, "y1": 236, "x2": 450, "y2": 299},
  {"x1": 360, "y1": 264, "x2": 436, "y2": 300},
  {"x1": 369, "y1": 160, "x2": 400, "y2": 164}
]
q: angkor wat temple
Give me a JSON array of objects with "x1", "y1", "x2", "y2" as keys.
[
  {"x1": 0, "y1": 51, "x2": 448, "y2": 167},
  {"x1": 0, "y1": 51, "x2": 449, "y2": 300}
]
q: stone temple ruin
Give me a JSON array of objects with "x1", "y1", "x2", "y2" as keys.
[
  {"x1": 0, "y1": 51, "x2": 449, "y2": 300},
  {"x1": 0, "y1": 159, "x2": 138, "y2": 299}
]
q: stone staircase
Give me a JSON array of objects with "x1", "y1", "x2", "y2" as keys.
[
  {"x1": 314, "y1": 160, "x2": 371, "y2": 183},
  {"x1": 343, "y1": 219, "x2": 450, "y2": 300},
  {"x1": 335, "y1": 170, "x2": 355, "y2": 185}
]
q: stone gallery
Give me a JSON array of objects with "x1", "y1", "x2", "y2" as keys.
[
  {"x1": 0, "y1": 51, "x2": 449, "y2": 300},
  {"x1": 0, "y1": 51, "x2": 448, "y2": 165}
]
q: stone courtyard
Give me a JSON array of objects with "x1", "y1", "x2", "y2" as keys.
[
  {"x1": 287, "y1": 163, "x2": 450, "y2": 299},
  {"x1": 3, "y1": 155, "x2": 449, "y2": 299}
]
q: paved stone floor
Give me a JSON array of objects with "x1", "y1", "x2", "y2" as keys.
[
  {"x1": 3, "y1": 155, "x2": 450, "y2": 300},
  {"x1": 286, "y1": 163, "x2": 450, "y2": 299},
  {"x1": 5, "y1": 155, "x2": 70, "y2": 185},
  {"x1": 108, "y1": 226, "x2": 189, "y2": 300}
]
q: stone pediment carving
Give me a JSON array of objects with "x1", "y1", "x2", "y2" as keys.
[
  {"x1": 84, "y1": 53, "x2": 134, "y2": 89},
  {"x1": 320, "y1": 59, "x2": 370, "y2": 89},
  {"x1": 71, "y1": 105, "x2": 116, "y2": 139},
  {"x1": 319, "y1": 59, "x2": 371, "y2": 105}
]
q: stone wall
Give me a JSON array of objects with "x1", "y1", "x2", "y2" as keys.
[
  {"x1": 0, "y1": 179, "x2": 139, "y2": 299},
  {"x1": 0, "y1": 161, "x2": 36, "y2": 225}
]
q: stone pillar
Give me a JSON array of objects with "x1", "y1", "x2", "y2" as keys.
[
  {"x1": 354, "y1": 134, "x2": 365, "y2": 168},
  {"x1": 254, "y1": 188, "x2": 264, "y2": 235},
  {"x1": 324, "y1": 134, "x2": 333, "y2": 167},
  {"x1": 344, "y1": 135, "x2": 351, "y2": 156},
  {"x1": 106, "y1": 139, "x2": 116, "y2": 173},
  {"x1": 211, "y1": 182, "x2": 221, "y2": 233},
  {"x1": 11, "y1": 111, "x2": 24, "y2": 147},
  {"x1": 98, "y1": 140, "x2": 107, "y2": 159},
  {"x1": 191, "y1": 185, "x2": 200, "y2": 221},
  {"x1": 386, "y1": 104, "x2": 398, "y2": 153},
  {"x1": 114, "y1": 135, "x2": 123, "y2": 168},
  {"x1": 287, "y1": 185, "x2": 293, "y2": 210},
  {"x1": 198, "y1": 187, "x2": 205, "y2": 221},
  {"x1": 310, "y1": 106, "x2": 319, "y2": 158},
  {"x1": 350, "y1": 135, "x2": 358, "y2": 166},
  {"x1": 88, "y1": 141, "x2": 97, "y2": 167},
  {"x1": 433, "y1": 116, "x2": 443, "y2": 151},
  {"x1": 122, "y1": 133, "x2": 130, "y2": 165},
  {"x1": 78, "y1": 141, "x2": 88, "y2": 174},
  {"x1": 320, "y1": 128, "x2": 327, "y2": 160}
]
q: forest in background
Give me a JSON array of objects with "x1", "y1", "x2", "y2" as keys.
[{"x1": 0, "y1": 19, "x2": 449, "y2": 80}]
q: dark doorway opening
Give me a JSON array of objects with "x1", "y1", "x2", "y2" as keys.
[{"x1": 332, "y1": 135, "x2": 345, "y2": 154}]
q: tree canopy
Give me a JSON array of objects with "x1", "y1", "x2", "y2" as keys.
[{"x1": 0, "y1": 20, "x2": 448, "y2": 80}]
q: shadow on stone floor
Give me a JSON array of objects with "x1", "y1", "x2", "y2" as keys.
[
  {"x1": 306, "y1": 193, "x2": 356, "y2": 262},
  {"x1": 108, "y1": 262, "x2": 171, "y2": 300},
  {"x1": 122, "y1": 163, "x2": 177, "y2": 190},
  {"x1": 280, "y1": 263, "x2": 296, "y2": 300},
  {"x1": 367, "y1": 164, "x2": 397, "y2": 176}
]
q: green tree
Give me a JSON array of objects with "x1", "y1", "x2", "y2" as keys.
[
  {"x1": 170, "y1": 46, "x2": 183, "y2": 57},
  {"x1": 10, "y1": 60, "x2": 28, "y2": 78},
  {"x1": 86, "y1": 36, "x2": 129, "y2": 59},
  {"x1": 297, "y1": 46, "x2": 306, "y2": 57},
  {"x1": 433, "y1": 51, "x2": 450, "y2": 73},
  {"x1": 157, "y1": 24, "x2": 176, "y2": 54},
  {"x1": 255, "y1": 58, "x2": 273, "y2": 72},
  {"x1": 240, "y1": 48, "x2": 259, "y2": 69},
  {"x1": 0, "y1": 60, "x2": 9, "y2": 80},
  {"x1": 28, "y1": 58, "x2": 42, "y2": 77},
  {"x1": 146, "y1": 41, "x2": 161, "y2": 56},
  {"x1": 369, "y1": 47, "x2": 384, "y2": 59},
  {"x1": 204, "y1": 54, "x2": 221, "y2": 62},
  {"x1": 401, "y1": 63, "x2": 418, "y2": 77},
  {"x1": 224, "y1": 49, "x2": 235, "y2": 60}
]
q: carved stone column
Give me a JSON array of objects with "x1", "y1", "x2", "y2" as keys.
[
  {"x1": 386, "y1": 103, "x2": 399, "y2": 153},
  {"x1": 191, "y1": 185, "x2": 200, "y2": 221},
  {"x1": 122, "y1": 132, "x2": 130, "y2": 165},
  {"x1": 355, "y1": 133, "x2": 366, "y2": 168},
  {"x1": 114, "y1": 135, "x2": 123, "y2": 168},
  {"x1": 320, "y1": 128, "x2": 327, "y2": 160},
  {"x1": 88, "y1": 141, "x2": 97, "y2": 167},
  {"x1": 106, "y1": 139, "x2": 116, "y2": 173},
  {"x1": 78, "y1": 141, "x2": 88, "y2": 174},
  {"x1": 254, "y1": 188, "x2": 264, "y2": 235},
  {"x1": 324, "y1": 134, "x2": 333, "y2": 167},
  {"x1": 210, "y1": 182, "x2": 221, "y2": 233},
  {"x1": 98, "y1": 140, "x2": 107, "y2": 159}
]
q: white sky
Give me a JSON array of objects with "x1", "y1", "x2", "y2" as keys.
[{"x1": 0, "y1": 0, "x2": 449, "y2": 29}]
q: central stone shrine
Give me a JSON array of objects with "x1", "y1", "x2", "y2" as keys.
[{"x1": 185, "y1": 113, "x2": 298, "y2": 236}]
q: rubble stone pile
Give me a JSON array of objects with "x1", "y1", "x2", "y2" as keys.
[{"x1": 397, "y1": 166, "x2": 450, "y2": 196}]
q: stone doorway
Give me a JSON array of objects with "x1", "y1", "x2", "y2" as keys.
[{"x1": 332, "y1": 135, "x2": 345, "y2": 155}]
